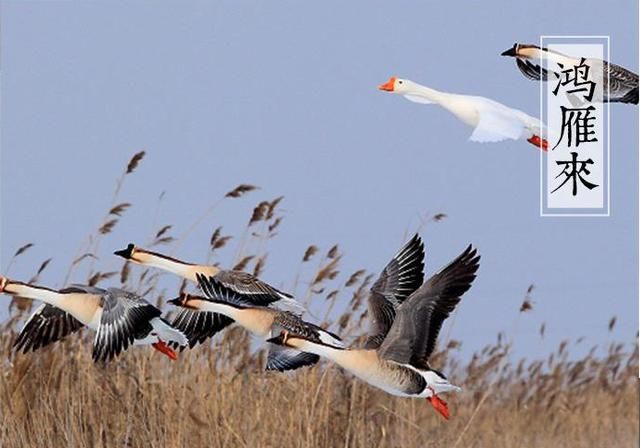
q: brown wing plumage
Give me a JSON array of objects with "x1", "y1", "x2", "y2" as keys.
[
  {"x1": 364, "y1": 234, "x2": 425, "y2": 349},
  {"x1": 378, "y1": 245, "x2": 480, "y2": 369}
]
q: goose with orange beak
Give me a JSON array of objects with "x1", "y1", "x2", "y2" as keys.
[
  {"x1": 267, "y1": 236, "x2": 480, "y2": 420},
  {"x1": 378, "y1": 76, "x2": 548, "y2": 151},
  {"x1": 0, "y1": 276, "x2": 188, "y2": 361},
  {"x1": 113, "y1": 243, "x2": 313, "y2": 371}
]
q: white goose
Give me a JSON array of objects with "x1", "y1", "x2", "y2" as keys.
[
  {"x1": 0, "y1": 276, "x2": 188, "y2": 361},
  {"x1": 114, "y1": 244, "x2": 313, "y2": 371},
  {"x1": 501, "y1": 43, "x2": 638, "y2": 105},
  {"x1": 267, "y1": 238, "x2": 480, "y2": 419},
  {"x1": 378, "y1": 76, "x2": 548, "y2": 151}
]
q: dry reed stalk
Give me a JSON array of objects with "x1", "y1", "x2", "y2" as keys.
[{"x1": 3, "y1": 243, "x2": 34, "y2": 274}]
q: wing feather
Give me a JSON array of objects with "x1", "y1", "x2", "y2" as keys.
[
  {"x1": 169, "y1": 307, "x2": 234, "y2": 349},
  {"x1": 516, "y1": 58, "x2": 550, "y2": 81},
  {"x1": 14, "y1": 304, "x2": 84, "y2": 353},
  {"x1": 378, "y1": 245, "x2": 480, "y2": 368},
  {"x1": 364, "y1": 234, "x2": 425, "y2": 349},
  {"x1": 265, "y1": 346, "x2": 319, "y2": 372},
  {"x1": 200, "y1": 271, "x2": 294, "y2": 308},
  {"x1": 92, "y1": 289, "x2": 161, "y2": 362}
]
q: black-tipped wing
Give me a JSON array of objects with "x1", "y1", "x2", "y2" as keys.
[
  {"x1": 516, "y1": 58, "x2": 550, "y2": 81},
  {"x1": 92, "y1": 288, "x2": 161, "y2": 362},
  {"x1": 14, "y1": 304, "x2": 84, "y2": 353},
  {"x1": 265, "y1": 346, "x2": 319, "y2": 372},
  {"x1": 364, "y1": 234, "x2": 425, "y2": 349},
  {"x1": 170, "y1": 307, "x2": 234, "y2": 349},
  {"x1": 197, "y1": 274, "x2": 273, "y2": 308},
  {"x1": 212, "y1": 270, "x2": 293, "y2": 305},
  {"x1": 378, "y1": 245, "x2": 480, "y2": 369}
]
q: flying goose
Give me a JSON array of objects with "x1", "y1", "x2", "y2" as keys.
[
  {"x1": 175, "y1": 276, "x2": 338, "y2": 371},
  {"x1": 267, "y1": 241, "x2": 480, "y2": 420},
  {"x1": 501, "y1": 43, "x2": 638, "y2": 105},
  {"x1": 114, "y1": 244, "x2": 303, "y2": 352},
  {"x1": 0, "y1": 276, "x2": 188, "y2": 361},
  {"x1": 378, "y1": 76, "x2": 548, "y2": 151},
  {"x1": 189, "y1": 234, "x2": 425, "y2": 371}
]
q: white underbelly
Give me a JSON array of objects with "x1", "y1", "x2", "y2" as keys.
[
  {"x1": 441, "y1": 101, "x2": 479, "y2": 128},
  {"x1": 57, "y1": 296, "x2": 102, "y2": 330}
]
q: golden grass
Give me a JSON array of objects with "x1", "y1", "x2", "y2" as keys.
[
  {"x1": 0, "y1": 330, "x2": 636, "y2": 448},
  {"x1": 1, "y1": 153, "x2": 638, "y2": 447}
]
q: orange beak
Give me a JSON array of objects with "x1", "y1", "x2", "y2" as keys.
[
  {"x1": 378, "y1": 76, "x2": 397, "y2": 92},
  {"x1": 427, "y1": 395, "x2": 450, "y2": 420},
  {"x1": 152, "y1": 340, "x2": 177, "y2": 361},
  {"x1": 0, "y1": 276, "x2": 7, "y2": 293}
]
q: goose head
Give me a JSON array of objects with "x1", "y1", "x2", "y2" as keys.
[
  {"x1": 501, "y1": 43, "x2": 542, "y2": 59},
  {"x1": 501, "y1": 43, "x2": 519, "y2": 57},
  {"x1": 167, "y1": 293, "x2": 203, "y2": 310},
  {"x1": 114, "y1": 243, "x2": 138, "y2": 261},
  {"x1": 378, "y1": 76, "x2": 415, "y2": 94}
]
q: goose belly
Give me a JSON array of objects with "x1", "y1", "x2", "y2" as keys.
[
  {"x1": 58, "y1": 295, "x2": 102, "y2": 329},
  {"x1": 440, "y1": 99, "x2": 480, "y2": 128},
  {"x1": 332, "y1": 351, "x2": 425, "y2": 397}
]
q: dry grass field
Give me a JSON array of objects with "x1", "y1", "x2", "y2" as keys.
[
  {"x1": 0, "y1": 329, "x2": 636, "y2": 447},
  {"x1": 0, "y1": 153, "x2": 637, "y2": 447}
]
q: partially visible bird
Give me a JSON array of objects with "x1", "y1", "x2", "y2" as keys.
[
  {"x1": 0, "y1": 276, "x2": 188, "y2": 361},
  {"x1": 501, "y1": 43, "x2": 638, "y2": 105}
]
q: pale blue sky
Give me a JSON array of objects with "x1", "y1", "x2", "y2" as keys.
[{"x1": 1, "y1": 1, "x2": 637, "y2": 360}]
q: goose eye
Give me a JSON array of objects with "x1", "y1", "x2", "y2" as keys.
[{"x1": 398, "y1": 80, "x2": 403, "y2": 84}]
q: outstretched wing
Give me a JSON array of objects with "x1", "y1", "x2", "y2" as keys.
[
  {"x1": 203, "y1": 270, "x2": 293, "y2": 308},
  {"x1": 92, "y1": 288, "x2": 161, "y2": 362},
  {"x1": 469, "y1": 103, "x2": 530, "y2": 143},
  {"x1": 265, "y1": 344, "x2": 319, "y2": 372},
  {"x1": 378, "y1": 245, "x2": 480, "y2": 369},
  {"x1": 364, "y1": 234, "x2": 425, "y2": 349},
  {"x1": 14, "y1": 304, "x2": 84, "y2": 353},
  {"x1": 170, "y1": 307, "x2": 234, "y2": 349},
  {"x1": 197, "y1": 273, "x2": 272, "y2": 308}
]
